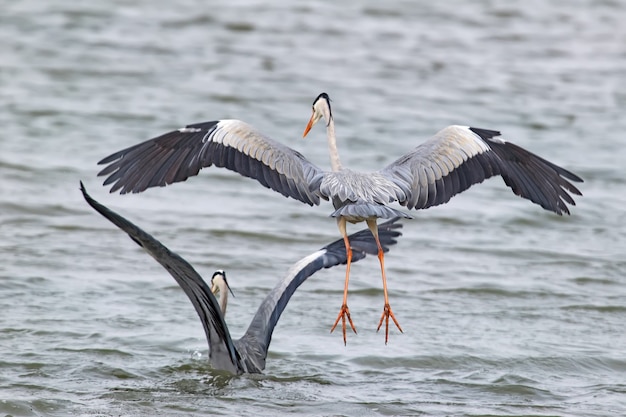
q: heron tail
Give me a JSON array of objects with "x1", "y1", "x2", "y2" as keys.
[{"x1": 330, "y1": 203, "x2": 412, "y2": 221}]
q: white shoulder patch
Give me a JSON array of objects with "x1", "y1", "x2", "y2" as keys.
[
  {"x1": 178, "y1": 127, "x2": 202, "y2": 133},
  {"x1": 207, "y1": 120, "x2": 247, "y2": 145},
  {"x1": 449, "y1": 125, "x2": 491, "y2": 153}
]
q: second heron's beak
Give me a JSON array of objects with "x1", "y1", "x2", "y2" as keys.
[{"x1": 303, "y1": 113, "x2": 315, "y2": 138}]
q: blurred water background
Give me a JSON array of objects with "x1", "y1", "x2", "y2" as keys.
[{"x1": 1, "y1": 0, "x2": 625, "y2": 415}]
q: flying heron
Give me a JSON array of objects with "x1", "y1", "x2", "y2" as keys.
[
  {"x1": 97, "y1": 93, "x2": 583, "y2": 344},
  {"x1": 80, "y1": 182, "x2": 402, "y2": 374}
]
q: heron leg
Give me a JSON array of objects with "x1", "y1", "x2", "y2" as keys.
[
  {"x1": 367, "y1": 218, "x2": 403, "y2": 345},
  {"x1": 330, "y1": 217, "x2": 357, "y2": 345}
]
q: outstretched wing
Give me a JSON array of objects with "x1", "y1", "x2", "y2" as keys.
[
  {"x1": 80, "y1": 182, "x2": 245, "y2": 374},
  {"x1": 98, "y1": 119, "x2": 324, "y2": 205},
  {"x1": 234, "y1": 218, "x2": 404, "y2": 372},
  {"x1": 380, "y1": 125, "x2": 583, "y2": 214}
]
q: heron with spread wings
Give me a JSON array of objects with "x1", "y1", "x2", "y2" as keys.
[
  {"x1": 98, "y1": 93, "x2": 583, "y2": 344},
  {"x1": 81, "y1": 183, "x2": 402, "y2": 373}
]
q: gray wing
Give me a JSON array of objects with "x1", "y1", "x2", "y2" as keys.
[
  {"x1": 98, "y1": 119, "x2": 324, "y2": 205},
  {"x1": 234, "y1": 218, "x2": 403, "y2": 372},
  {"x1": 80, "y1": 182, "x2": 246, "y2": 374},
  {"x1": 380, "y1": 125, "x2": 583, "y2": 215}
]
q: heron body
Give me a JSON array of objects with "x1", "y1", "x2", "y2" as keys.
[
  {"x1": 98, "y1": 92, "x2": 583, "y2": 344},
  {"x1": 80, "y1": 183, "x2": 402, "y2": 373}
]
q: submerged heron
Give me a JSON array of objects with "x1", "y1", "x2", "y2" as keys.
[
  {"x1": 97, "y1": 93, "x2": 583, "y2": 344},
  {"x1": 80, "y1": 182, "x2": 402, "y2": 374}
]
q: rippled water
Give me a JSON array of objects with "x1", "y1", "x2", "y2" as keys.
[{"x1": 2, "y1": 0, "x2": 625, "y2": 415}]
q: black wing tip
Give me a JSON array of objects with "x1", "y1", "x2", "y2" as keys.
[
  {"x1": 80, "y1": 180, "x2": 112, "y2": 219},
  {"x1": 80, "y1": 180, "x2": 95, "y2": 205},
  {"x1": 471, "y1": 126, "x2": 584, "y2": 186},
  {"x1": 563, "y1": 170, "x2": 584, "y2": 184},
  {"x1": 97, "y1": 154, "x2": 117, "y2": 165},
  {"x1": 469, "y1": 127, "x2": 502, "y2": 140},
  {"x1": 473, "y1": 128, "x2": 584, "y2": 211},
  {"x1": 378, "y1": 216, "x2": 404, "y2": 232}
]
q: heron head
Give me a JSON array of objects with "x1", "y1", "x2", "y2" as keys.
[
  {"x1": 210, "y1": 270, "x2": 235, "y2": 298},
  {"x1": 303, "y1": 92, "x2": 332, "y2": 138}
]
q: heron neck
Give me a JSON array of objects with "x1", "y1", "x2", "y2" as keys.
[
  {"x1": 326, "y1": 118, "x2": 342, "y2": 172},
  {"x1": 219, "y1": 291, "x2": 228, "y2": 316}
]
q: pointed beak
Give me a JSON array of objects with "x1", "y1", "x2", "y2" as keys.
[{"x1": 303, "y1": 113, "x2": 315, "y2": 138}]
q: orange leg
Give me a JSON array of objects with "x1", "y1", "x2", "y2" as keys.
[
  {"x1": 367, "y1": 219, "x2": 403, "y2": 344},
  {"x1": 330, "y1": 218, "x2": 357, "y2": 345}
]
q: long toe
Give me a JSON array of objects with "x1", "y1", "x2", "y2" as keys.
[
  {"x1": 330, "y1": 304, "x2": 357, "y2": 345},
  {"x1": 376, "y1": 304, "x2": 403, "y2": 345}
]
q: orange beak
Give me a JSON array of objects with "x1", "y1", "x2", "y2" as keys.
[{"x1": 303, "y1": 114, "x2": 314, "y2": 138}]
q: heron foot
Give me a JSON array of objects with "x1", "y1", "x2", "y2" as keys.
[
  {"x1": 376, "y1": 303, "x2": 403, "y2": 345},
  {"x1": 330, "y1": 304, "x2": 357, "y2": 345}
]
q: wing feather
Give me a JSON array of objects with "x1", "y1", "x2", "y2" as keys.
[
  {"x1": 234, "y1": 218, "x2": 403, "y2": 372},
  {"x1": 80, "y1": 183, "x2": 244, "y2": 374},
  {"x1": 380, "y1": 125, "x2": 582, "y2": 214},
  {"x1": 98, "y1": 120, "x2": 324, "y2": 205}
]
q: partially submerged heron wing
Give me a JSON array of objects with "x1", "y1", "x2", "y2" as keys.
[
  {"x1": 235, "y1": 218, "x2": 403, "y2": 372},
  {"x1": 80, "y1": 182, "x2": 244, "y2": 374}
]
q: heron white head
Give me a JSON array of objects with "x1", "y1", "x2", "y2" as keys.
[
  {"x1": 210, "y1": 270, "x2": 235, "y2": 315},
  {"x1": 303, "y1": 92, "x2": 333, "y2": 137}
]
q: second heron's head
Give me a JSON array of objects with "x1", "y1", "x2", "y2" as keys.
[
  {"x1": 303, "y1": 92, "x2": 333, "y2": 137},
  {"x1": 211, "y1": 270, "x2": 235, "y2": 314}
]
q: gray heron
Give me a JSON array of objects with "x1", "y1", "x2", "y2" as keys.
[
  {"x1": 97, "y1": 93, "x2": 583, "y2": 344},
  {"x1": 80, "y1": 182, "x2": 402, "y2": 374}
]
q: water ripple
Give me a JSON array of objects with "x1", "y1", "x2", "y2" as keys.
[{"x1": 1, "y1": 0, "x2": 624, "y2": 415}]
